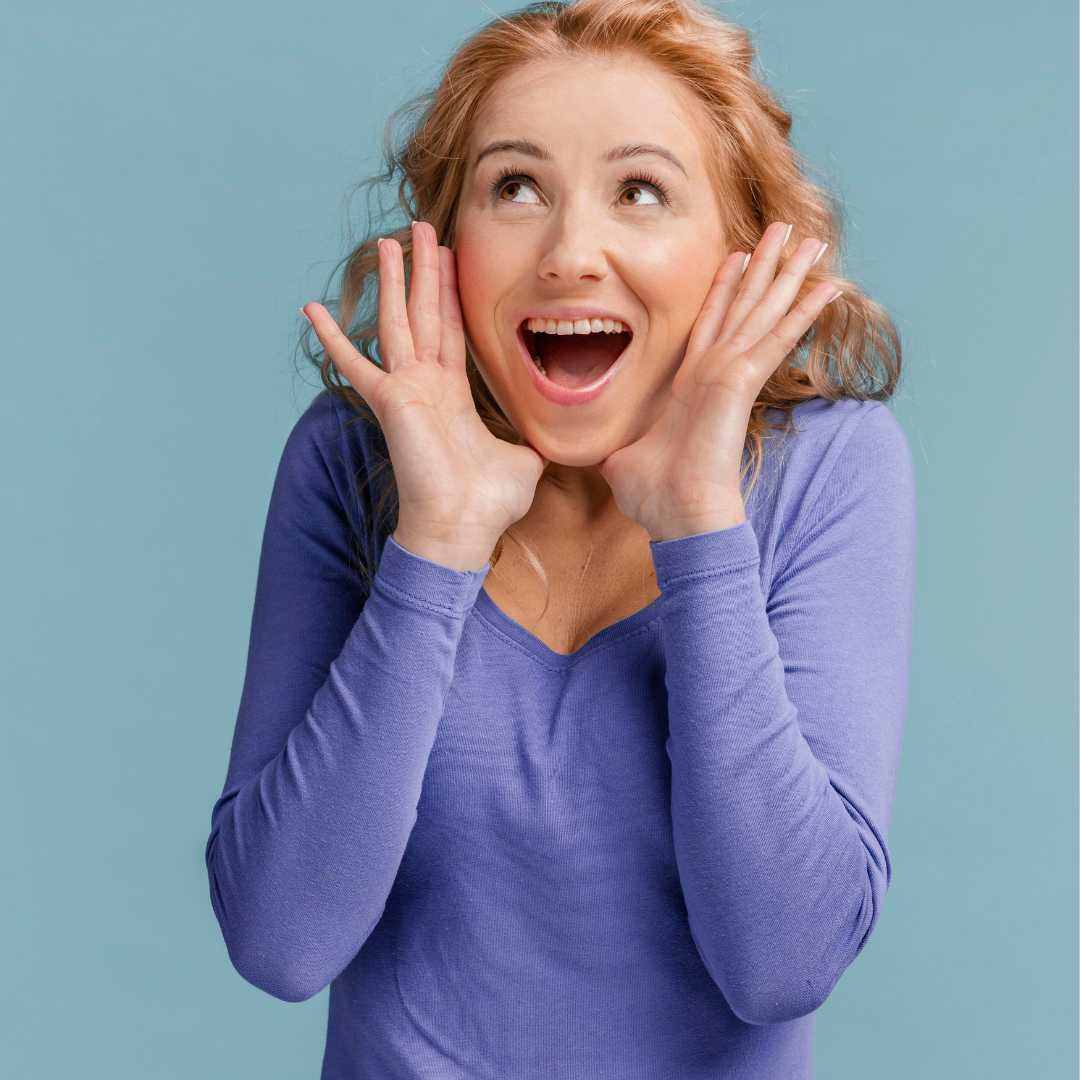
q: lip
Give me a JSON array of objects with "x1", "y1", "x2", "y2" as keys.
[{"x1": 514, "y1": 321, "x2": 633, "y2": 407}]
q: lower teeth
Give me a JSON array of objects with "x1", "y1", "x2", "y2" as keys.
[{"x1": 531, "y1": 354, "x2": 546, "y2": 376}]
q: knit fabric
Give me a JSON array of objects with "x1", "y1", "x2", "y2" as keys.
[{"x1": 205, "y1": 388, "x2": 916, "y2": 1079}]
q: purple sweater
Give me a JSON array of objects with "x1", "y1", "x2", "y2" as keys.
[{"x1": 205, "y1": 388, "x2": 916, "y2": 1079}]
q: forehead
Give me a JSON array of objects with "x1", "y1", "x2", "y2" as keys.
[{"x1": 468, "y1": 55, "x2": 706, "y2": 169}]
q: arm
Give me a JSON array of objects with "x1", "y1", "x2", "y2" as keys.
[
  {"x1": 648, "y1": 403, "x2": 916, "y2": 1025},
  {"x1": 203, "y1": 393, "x2": 489, "y2": 1003}
]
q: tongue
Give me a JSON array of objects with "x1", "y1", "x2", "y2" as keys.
[{"x1": 539, "y1": 333, "x2": 627, "y2": 388}]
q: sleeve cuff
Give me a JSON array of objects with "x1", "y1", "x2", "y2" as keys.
[
  {"x1": 373, "y1": 533, "x2": 490, "y2": 616},
  {"x1": 648, "y1": 519, "x2": 761, "y2": 590}
]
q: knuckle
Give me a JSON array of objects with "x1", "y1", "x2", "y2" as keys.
[
  {"x1": 766, "y1": 325, "x2": 795, "y2": 351},
  {"x1": 730, "y1": 365, "x2": 759, "y2": 395},
  {"x1": 727, "y1": 329, "x2": 752, "y2": 353}
]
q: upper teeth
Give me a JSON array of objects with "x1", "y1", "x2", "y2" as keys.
[{"x1": 525, "y1": 317, "x2": 628, "y2": 335}]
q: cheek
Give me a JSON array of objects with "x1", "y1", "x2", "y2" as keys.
[
  {"x1": 639, "y1": 241, "x2": 722, "y2": 328},
  {"x1": 638, "y1": 229, "x2": 721, "y2": 284},
  {"x1": 632, "y1": 271, "x2": 715, "y2": 342},
  {"x1": 452, "y1": 235, "x2": 504, "y2": 332},
  {"x1": 627, "y1": 237, "x2": 686, "y2": 278}
]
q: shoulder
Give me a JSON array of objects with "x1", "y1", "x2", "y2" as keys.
[
  {"x1": 754, "y1": 398, "x2": 916, "y2": 570},
  {"x1": 774, "y1": 395, "x2": 900, "y2": 438},
  {"x1": 764, "y1": 397, "x2": 912, "y2": 485},
  {"x1": 783, "y1": 397, "x2": 912, "y2": 479},
  {"x1": 278, "y1": 388, "x2": 389, "y2": 543},
  {"x1": 285, "y1": 386, "x2": 360, "y2": 453},
  {"x1": 283, "y1": 387, "x2": 383, "y2": 476}
]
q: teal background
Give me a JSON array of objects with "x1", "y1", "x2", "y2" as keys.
[{"x1": 2, "y1": 1, "x2": 1076, "y2": 1076}]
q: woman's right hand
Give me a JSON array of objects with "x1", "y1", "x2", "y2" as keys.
[{"x1": 301, "y1": 220, "x2": 547, "y2": 571}]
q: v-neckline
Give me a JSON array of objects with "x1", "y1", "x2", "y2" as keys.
[{"x1": 472, "y1": 584, "x2": 665, "y2": 666}]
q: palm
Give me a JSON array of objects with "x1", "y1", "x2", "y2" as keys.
[
  {"x1": 599, "y1": 369, "x2": 748, "y2": 534},
  {"x1": 598, "y1": 223, "x2": 843, "y2": 538},
  {"x1": 369, "y1": 360, "x2": 544, "y2": 539},
  {"x1": 302, "y1": 222, "x2": 546, "y2": 549}
]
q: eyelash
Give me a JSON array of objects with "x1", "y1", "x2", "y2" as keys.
[{"x1": 487, "y1": 164, "x2": 672, "y2": 206}]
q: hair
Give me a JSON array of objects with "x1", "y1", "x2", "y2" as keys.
[{"x1": 298, "y1": 0, "x2": 902, "y2": 603}]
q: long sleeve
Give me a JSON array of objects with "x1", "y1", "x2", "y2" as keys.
[
  {"x1": 648, "y1": 403, "x2": 916, "y2": 1027},
  {"x1": 203, "y1": 395, "x2": 489, "y2": 1003}
]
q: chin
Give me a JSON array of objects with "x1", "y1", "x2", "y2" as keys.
[
  {"x1": 539, "y1": 448, "x2": 608, "y2": 469},
  {"x1": 514, "y1": 421, "x2": 631, "y2": 469}
]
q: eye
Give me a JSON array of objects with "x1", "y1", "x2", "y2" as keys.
[
  {"x1": 488, "y1": 165, "x2": 672, "y2": 207},
  {"x1": 615, "y1": 170, "x2": 670, "y2": 206},
  {"x1": 489, "y1": 167, "x2": 543, "y2": 205}
]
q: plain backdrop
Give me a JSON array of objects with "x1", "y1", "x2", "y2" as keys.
[{"x1": 2, "y1": 1, "x2": 1076, "y2": 1076}]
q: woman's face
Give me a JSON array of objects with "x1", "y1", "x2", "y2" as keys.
[{"x1": 454, "y1": 54, "x2": 727, "y2": 466}]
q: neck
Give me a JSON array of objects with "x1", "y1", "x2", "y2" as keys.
[
  {"x1": 534, "y1": 461, "x2": 617, "y2": 523},
  {"x1": 510, "y1": 461, "x2": 644, "y2": 550}
]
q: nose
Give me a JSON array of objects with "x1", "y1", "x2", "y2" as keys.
[{"x1": 533, "y1": 203, "x2": 609, "y2": 285}]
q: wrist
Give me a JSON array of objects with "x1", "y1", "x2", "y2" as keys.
[
  {"x1": 647, "y1": 502, "x2": 747, "y2": 543},
  {"x1": 391, "y1": 527, "x2": 494, "y2": 573}
]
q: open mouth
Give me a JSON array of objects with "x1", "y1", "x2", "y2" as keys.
[{"x1": 518, "y1": 321, "x2": 633, "y2": 389}]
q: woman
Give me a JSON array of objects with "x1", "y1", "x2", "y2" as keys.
[{"x1": 205, "y1": 1, "x2": 916, "y2": 1076}]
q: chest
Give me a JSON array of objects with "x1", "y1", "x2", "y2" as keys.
[
  {"x1": 420, "y1": 606, "x2": 673, "y2": 852},
  {"x1": 479, "y1": 533, "x2": 662, "y2": 656}
]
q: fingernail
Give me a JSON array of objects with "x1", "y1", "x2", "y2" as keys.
[
  {"x1": 782, "y1": 223, "x2": 793, "y2": 246},
  {"x1": 740, "y1": 252, "x2": 751, "y2": 274},
  {"x1": 826, "y1": 289, "x2": 844, "y2": 304},
  {"x1": 299, "y1": 306, "x2": 312, "y2": 325},
  {"x1": 812, "y1": 241, "x2": 829, "y2": 267}
]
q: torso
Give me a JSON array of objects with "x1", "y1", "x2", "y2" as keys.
[{"x1": 480, "y1": 520, "x2": 661, "y2": 656}]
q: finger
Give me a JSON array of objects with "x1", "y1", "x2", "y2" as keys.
[
  {"x1": 302, "y1": 302, "x2": 385, "y2": 402},
  {"x1": 725, "y1": 237, "x2": 828, "y2": 353},
  {"x1": 715, "y1": 220, "x2": 791, "y2": 346},
  {"x1": 405, "y1": 220, "x2": 441, "y2": 365},
  {"x1": 683, "y1": 250, "x2": 752, "y2": 363},
  {"x1": 438, "y1": 245, "x2": 466, "y2": 369},
  {"x1": 747, "y1": 280, "x2": 843, "y2": 377},
  {"x1": 377, "y1": 236, "x2": 416, "y2": 372}
]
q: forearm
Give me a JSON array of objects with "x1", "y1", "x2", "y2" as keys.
[
  {"x1": 651, "y1": 520, "x2": 894, "y2": 1025},
  {"x1": 205, "y1": 535, "x2": 488, "y2": 1001}
]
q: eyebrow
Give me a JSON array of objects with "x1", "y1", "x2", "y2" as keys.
[{"x1": 472, "y1": 138, "x2": 688, "y2": 178}]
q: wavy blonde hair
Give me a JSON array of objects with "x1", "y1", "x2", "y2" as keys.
[{"x1": 299, "y1": 0, "x2": 902, "y2": 597}]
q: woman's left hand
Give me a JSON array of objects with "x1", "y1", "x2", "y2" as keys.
[{"x1": 597, "y1": 221, "x2": 842, "y2": 542}]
